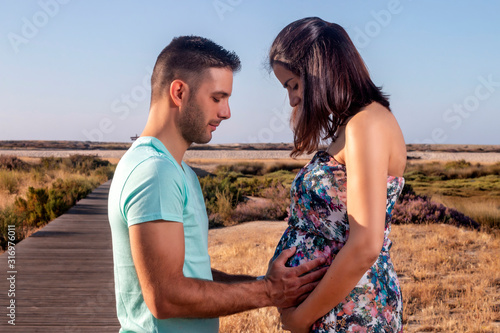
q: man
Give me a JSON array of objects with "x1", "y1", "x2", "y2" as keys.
[{"x1": 108, "y1": 36, "x2": 326, "y2": 332}]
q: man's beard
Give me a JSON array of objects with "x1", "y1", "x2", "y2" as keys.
[{"x1": 177, "y1": 94, "x2": 211, "y2": 145}]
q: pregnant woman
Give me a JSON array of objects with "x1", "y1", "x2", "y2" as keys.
[{"x1": 269, "y1": 17, "x2": 406, "y2": 332}]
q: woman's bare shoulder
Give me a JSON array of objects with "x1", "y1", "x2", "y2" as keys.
[
  {"x1": 346, "y1": 102, "x2": 394, "y2": 130},
  {"x1": 344, "y1": 102, "x2": 406, "y2": 175}
]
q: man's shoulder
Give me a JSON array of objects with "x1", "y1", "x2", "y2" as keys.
[
  {"x1": 112, "y1": 139, "x2": 186, "y2": 198},
  {"x1": 121, "y1": 153, "x2": 183, "y2": 187},
  {"x1": 120, "y1": 138, "x2": 181, "y2": 176},
  {"x1": 123, "y1": 137, "x2": 167, "y2": 163}
]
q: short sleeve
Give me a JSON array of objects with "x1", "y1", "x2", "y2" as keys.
[{"x1": 121, "y1": 156, "x2": 187, "y2": 227}]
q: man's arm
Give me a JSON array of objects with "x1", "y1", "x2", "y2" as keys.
[
  {"x1": 211, "y1": 269, "x2": 256, "y2": 283},
  {"x1": 130, "y1": 220, "x2": 326, "y2": 319}
]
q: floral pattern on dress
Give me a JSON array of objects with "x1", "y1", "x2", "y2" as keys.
[{"x1": 272, "y1": 151, "x2": 404, "y2": 332}]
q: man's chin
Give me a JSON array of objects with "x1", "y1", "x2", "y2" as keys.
[{"x1": 194, "y1": 134, "x2": 212, "y2": 145}]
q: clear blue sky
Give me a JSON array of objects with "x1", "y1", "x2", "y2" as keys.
[{"x1": 1, "y1": 0, "x2": 499, "y2": 145}]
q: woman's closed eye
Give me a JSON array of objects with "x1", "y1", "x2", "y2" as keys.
[{"x1": 285, "y1": 83, "x2": 298, "y2": 91}]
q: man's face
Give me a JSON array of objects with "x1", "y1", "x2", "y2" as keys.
[{"x1": 177, "y1": 67, "x2": 233, "y2": 144}]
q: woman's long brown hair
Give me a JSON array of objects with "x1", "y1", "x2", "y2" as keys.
[{"x1": 269, "y1": 17, "x2": 390, "y2": 157}]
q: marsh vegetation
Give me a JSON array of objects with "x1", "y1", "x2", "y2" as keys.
[{"x1": 0, "y1": 155, "x2": 114, "y2": 249}]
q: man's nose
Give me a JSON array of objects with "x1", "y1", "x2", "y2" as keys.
[{"x1": 218, "y1": 102, "x2": 231, "y2": 119}]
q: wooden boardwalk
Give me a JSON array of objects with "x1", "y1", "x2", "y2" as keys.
[{"x1": 0, "y1": 181, "x2": 120, "y2": 332}]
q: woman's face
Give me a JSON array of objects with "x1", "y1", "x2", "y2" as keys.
[{"x1": 272, "y1": 63, "x2": 302, "y2": 108}]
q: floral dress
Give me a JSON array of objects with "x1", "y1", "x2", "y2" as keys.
[{"x1": 272, "y1": 151, "x2": 404, "y2": 332}]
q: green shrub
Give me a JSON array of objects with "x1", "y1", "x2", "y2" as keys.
[
  {"x1": 45, "y1": 188, "x2": 71, "y2": 220},
  {"x1": 215, "y1": 162, "x2": 265, "y2": 175},
  {"x1": 208, "y1": 188, "x2": 236, "y2": 227},
  {"x1": 258, "y1": 170, "x2": 295, "y2": 195},
  {"x1": 231, "y1": 183, "x2": 291, "y2": 223},
  {"x1": 12, "y1": 177, "x2": 100, "y2": 229},
  {"x1": 15, "y1": 187, "x2": 50, "y2": 226},
  {"x1": 264, "y1": 161, "x2": 305, "y2": 174},
  {"x1": 0, "y1": 207, "x2": 23, "y2": 250},
  {"x1": 201, "y1": 174, "x2": 242, "y2": 226},
  {"x1": 67, "y1": 155, "x2": 110, "y2": 174},
  {"x1": 199, "y1": 167, "x2": 294, "y2": 227},
  {"x1": 95, "y1": 165, "x2": 115, "y2": 181},
  {"x1": 444, "y1": 159, "x2": 472, "y2": 169},
  {"x1": 236, "y1": 177, "x2": 261, "y2": 196},
  {"x1": 52, "y1": 177, "x2": 96, "y2": 201},
  {"x1": 40, "y1": 157, "x2": 63, "y2": 170}
]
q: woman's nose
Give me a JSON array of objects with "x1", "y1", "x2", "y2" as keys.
[{"x1": 289, "y1": 95, "x2": 301, "y2": 108}]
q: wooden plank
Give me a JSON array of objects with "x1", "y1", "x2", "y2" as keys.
[{"x1": 0, "y1": 181, "x2": 121, "y2": 331}]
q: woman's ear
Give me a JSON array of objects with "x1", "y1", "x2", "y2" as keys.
[{"x1": 169, "y1": 79, "x2": 188, "y2": 107}]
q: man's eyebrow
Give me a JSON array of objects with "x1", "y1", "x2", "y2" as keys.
[
  {"x1": 283, "y1": 78, "x2": 293, "y2": 88},
  {"x1": 212, "y1": 91, "x2": 230, "y2": 97}
]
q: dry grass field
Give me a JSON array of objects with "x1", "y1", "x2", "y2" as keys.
[
  {"x1": 209, "y1": 222, "x2": 500, "y2": 333},
  {"x1": 393, "y1": 224, "x2": 499, "y2": 332}
]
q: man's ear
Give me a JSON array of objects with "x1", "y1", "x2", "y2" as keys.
[{"x1": 169, "y1": 79, "x2": 188, "y2": 107}]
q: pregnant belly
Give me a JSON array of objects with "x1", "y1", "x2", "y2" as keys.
[{"x1": 271, "y1": 225, "x2": 345, "y2": 267}]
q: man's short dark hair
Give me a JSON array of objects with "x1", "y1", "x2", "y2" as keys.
[{"x1": 151, "y1": 36, "x2": 241, "y2": 103}]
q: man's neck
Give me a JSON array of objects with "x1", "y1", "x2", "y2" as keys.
[
  {"x1": 140, "y1": 102, "x2": 190, "y2": 166},
  {"x1": 161, "y1": 136, "x2": 190, "y2": 167}
]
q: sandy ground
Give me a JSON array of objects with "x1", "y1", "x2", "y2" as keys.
[{"x1": 1, "y1": 149, "x2": 500, "y2": 164}]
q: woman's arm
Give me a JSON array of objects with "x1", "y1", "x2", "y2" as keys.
[{"x1": 281, "y1": 106, "x2": 393, "y2": 331}]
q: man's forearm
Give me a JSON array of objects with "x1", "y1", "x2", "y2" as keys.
[
  {"x1": 211, "y1": 268, "x2": 257, "y2": 283},
  {"x1": 154, "y1": 275, "x2": 272, "y2": 319},
  {"x1": 155, "y1": 250, "x2": 327, "y2": 319}
]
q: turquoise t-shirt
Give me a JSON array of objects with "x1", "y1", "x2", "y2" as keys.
[{"x1": 108, "y1": 136, "x2": 218, "y2": 332}]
